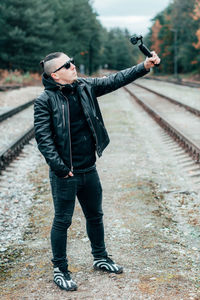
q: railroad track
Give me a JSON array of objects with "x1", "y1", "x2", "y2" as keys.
[
  {"x1": 102, "y1": 70, "x2": 200, "y2": 89},
  {"x1": 133, "y1": 82, "x2": 200, "y2": 117},
  {"x1": 0, "y1": 85, "x2": 21, "y2": 91},
  {"x1": 0, "y1": 127, "x2": 34, "y2": 173},
  {"x1": 1, "y1": 77, "x2": 199, "y2": 174},
  {"x1": 124, "y1": 83, "x2": 200, "y2": 165},
  {"x1": 144, "y1": 76, "x2": 200, "y2": 89},
  {"x1": 0, "y1": 100, "x2": 35, "y2": 173},
  {"x1": 0, "y1": 99, "x2": 34, "y2": 122}
]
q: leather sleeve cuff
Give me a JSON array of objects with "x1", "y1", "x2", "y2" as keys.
[
  {"x1": 53, "y1": 168, "x2": 70, "y2": 177},
  {"x1": 136, "y1": 62, "x2": 150, "y2": 75}
]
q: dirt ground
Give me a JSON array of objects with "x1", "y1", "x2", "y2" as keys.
[{"x1": 0, "y1": 87, "x2": 199, "y2": 299}]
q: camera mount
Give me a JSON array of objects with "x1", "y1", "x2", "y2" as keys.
[{"x1": 130, "y1": 34, "x2": 160, "y2": 66}]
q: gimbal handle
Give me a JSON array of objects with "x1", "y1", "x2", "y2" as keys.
[
  {"x1": 138, "y1": 44, "x2": 152, "y2": 58},
  {"x1": 130, "y1": 35, "x2": 160, "y2": 66}
]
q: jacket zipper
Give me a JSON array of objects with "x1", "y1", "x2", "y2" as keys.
[
  {"x1": 62, "y1": 96, "x2": 73, "y2": 172},
  {"x1": 84, "y1": 106, "x2": 100, "y2": 153},
  {"x1": 78, "y1": 85, "x2": 101, "y2": 153},
  {"x1": 62, "y1": 104, "x2": 65, "y2": 127}
]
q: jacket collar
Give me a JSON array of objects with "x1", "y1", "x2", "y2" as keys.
[{"x1": 42, "y1": 72, "x2": 82, "y2": 93}]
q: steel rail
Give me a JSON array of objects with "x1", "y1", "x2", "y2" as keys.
[
  {"x1": 0, "y1": 126, "x2": 34, "y2": 173},
  {"x1": 0, "y1": 99, "x2": 35, "y2": 123},
  {"x1": 133, "y1": 82, "x2": 200, "y2": 117},
  {"x1": 0, "y1": 85, "x2": 21, "y2": 91},
  {"x1": 143, "y1": 76, "x2": 200, "y2": 88},
  {"x1": 124, "y1": 86, "x2": 200, "y2": 163}
]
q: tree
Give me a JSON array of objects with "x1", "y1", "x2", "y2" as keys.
[
  {"x1": 191, "y1": 0, "x2": 200, "y2": 69},
  {"x1": 147, "y1": 0, "x2": 200, "y2": 74},
  {"x1": 101, "y1": 28, "x2": 138, "y2": 70},
  {"x1": 0, "y1": 0, "x2": 55, "y2": 71},
  {"x1": 49, "y1": 0, "x2": 103, "y2": 74},
  {"x1": 148, "y1": 5, "x2": 174, "y2": 74},
  {"x1": 171, "y1": 0, "x2": 198, "y2": 73}
]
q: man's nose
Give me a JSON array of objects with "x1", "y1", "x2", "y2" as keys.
[{"x1": 70, "y1": 62, "x2": 75, "y2": 69}]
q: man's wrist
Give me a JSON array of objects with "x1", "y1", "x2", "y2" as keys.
[{"x1": 144, "y1": 61, "x2": 150, "y2": 71}]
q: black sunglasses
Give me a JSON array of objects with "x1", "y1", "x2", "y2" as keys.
[{"x1": 53, "y1": 58, "x2": 75, "y2": 73}]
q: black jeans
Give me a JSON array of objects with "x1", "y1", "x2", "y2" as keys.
[{"x1": 49, "y1": 168, "x2": 108, "y2": 270}]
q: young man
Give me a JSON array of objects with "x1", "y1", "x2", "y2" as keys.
[{"x1": 34, "y1": 52, "x2": 160, "y2": 291}]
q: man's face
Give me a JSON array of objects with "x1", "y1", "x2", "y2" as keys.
[{"x1": 51, "y1": 54, "x2": 77, "y2": 84}]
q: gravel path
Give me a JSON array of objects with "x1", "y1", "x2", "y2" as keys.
[
  {"x1": 137, "y1": 78, "x2": 200, "y2": 110},
  {"x1": 0, "y1": 85, "x2": 199, "y2": 299},
  {"x1": 0, "y1": 86, "x2": 43, "y2": 108},
  {"x1": 0, "y1": 141, "x2": 43, "y2": 251}
]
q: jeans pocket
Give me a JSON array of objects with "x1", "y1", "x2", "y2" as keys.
[{"x1": 56, "y1": 175, "x2": 76, "y2": 191}]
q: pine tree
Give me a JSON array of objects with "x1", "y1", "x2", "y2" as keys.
[{"x1": 0, "y1": 0, "x2": 55, "y2": 71}]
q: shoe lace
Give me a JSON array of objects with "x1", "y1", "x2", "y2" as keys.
[
  {"x1": 106, "y1": 256, "x2": 114, "y2": 264},
  {"x1": 63, "y1": 270, "x2": 72, "y2": 280}
]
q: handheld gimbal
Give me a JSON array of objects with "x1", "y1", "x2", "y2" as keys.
[{"x1": 130, "y1": 35, "x2": 160, "y2": 66}]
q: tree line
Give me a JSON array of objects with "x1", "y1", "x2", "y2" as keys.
[
  {"x1": 0, "y1": 0, "x2": 137, "y2": 74},
  {"x1": 0, "y1": 0, "x2": 199, "y2": 75},
  {"x1": 146, "y1": 0, "x2": 200, "y2": 75}
]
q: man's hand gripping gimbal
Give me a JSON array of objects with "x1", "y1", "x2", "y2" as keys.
[{"x1": 130, "y1": 35, "x2": 160, "y2": 67}]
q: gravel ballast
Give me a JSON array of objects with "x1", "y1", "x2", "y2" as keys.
[{"x1": 0, "y1": 85, "x2": 199, "y2": 299}]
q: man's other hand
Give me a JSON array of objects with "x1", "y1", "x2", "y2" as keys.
[
  {"x1": 63, "y1": 171, "x2": 74, "y2": 178},
  {"x1": 144, "y1": 51, "x2": 161, "y2": 70}
]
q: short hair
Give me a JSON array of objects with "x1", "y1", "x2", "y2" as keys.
[{"x1": 40, "y1": 52, "x2": 65, "y2": 75}]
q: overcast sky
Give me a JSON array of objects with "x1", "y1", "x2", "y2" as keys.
[{"x1": 92, "y1": 0, "x2": 172, "y2": 34}]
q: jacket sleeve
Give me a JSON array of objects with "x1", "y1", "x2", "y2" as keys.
[
  {"x1": 34, "y1": 93, "x2": 70, "y2": 177},
  {"x1": 89, "y1": 62, "x2": 149, "y2": 97}
]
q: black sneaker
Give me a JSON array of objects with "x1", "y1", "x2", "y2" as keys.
[
  {"x1": 93, "y1": 257, "x2": 123, "y2": 274},
  {"x1": 53, "y1": 267, "x2": 77, "y2": 291}
]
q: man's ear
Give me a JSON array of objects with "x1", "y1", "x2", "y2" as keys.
[{"x1": 51, "y1": 72, "x2": 59, "y2": 80}]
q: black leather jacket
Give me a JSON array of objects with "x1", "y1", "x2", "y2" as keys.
[{"x1": 34, "y1": 62, "x2": 148, "y2": 177}]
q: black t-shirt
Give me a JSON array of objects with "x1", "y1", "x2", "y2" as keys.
[{"x1": 63, "y1": 87, "x2": 96, "y2": 171}]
